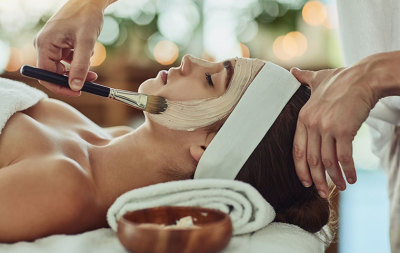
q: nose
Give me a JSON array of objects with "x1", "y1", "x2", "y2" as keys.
[
  {"x1": 181, "y1": 54, "x2": 215, "y2": 75},
  {"x1": 180, "y1": 55, "x2": 193, "y2": 75}
]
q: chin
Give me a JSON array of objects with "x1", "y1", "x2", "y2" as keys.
[{"x1": 138, "y1": 79, "x2": 158, "y2": 95}]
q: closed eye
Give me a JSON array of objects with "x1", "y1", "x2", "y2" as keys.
[{"x1": 205, "y1": 73, "x2": 214, "y2": 87}]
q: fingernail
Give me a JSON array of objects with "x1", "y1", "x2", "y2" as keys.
[
  {"x1": 337, "y1": 185, "x2": 346, "y2": 191},
  {"x1": 318, "y1": 191, "x2": 327, "y2": 198},
  {"x1": 301, "y1": 181, "x2": 311, "y2": 187},
  {"x1": 291, "y1": 67, "x2": 300, "y2": 72},
  {"x1": 71, "y1": 79, "x2": 82, "y2": 90},
  {"x1": 347, "y1": 177, "x2": 355, "y2": 184}
]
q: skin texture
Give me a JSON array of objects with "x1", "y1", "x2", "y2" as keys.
[
  {"x1": 34, "y1": 0, "x2": 115, "y2": 95},
  {"x1": 290, "y1": 51, "x2": 400, "y2": 198},
  {"x1": 0, "y1": 55, "x2": 233, "y2": 242}
]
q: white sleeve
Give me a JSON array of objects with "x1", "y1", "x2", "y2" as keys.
[
  {"x1": 337, "y1": 0, "x2": 400, "y2": 125},
  {"x1": 337, "y1": 0, "x2": 400, "y2": 163},
  {"x1": 337, "y1": 0, "x2": 400, "y2": 66}
]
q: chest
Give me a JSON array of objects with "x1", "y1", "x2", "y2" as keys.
[{"x1": 0, "y1": 99, "x2": 111, "y2": 168}]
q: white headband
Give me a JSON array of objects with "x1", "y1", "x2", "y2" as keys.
[{"x1": 194, "y1": 62, "x2": 301, "y2": 179}]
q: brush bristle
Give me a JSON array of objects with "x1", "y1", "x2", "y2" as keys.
[{"x1": 145, "y1": 95, "x2": 168, "y2": 114}]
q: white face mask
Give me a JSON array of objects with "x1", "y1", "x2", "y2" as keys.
[{"x1": 147, "y1": 57, "x2": 265, "y2": 131}]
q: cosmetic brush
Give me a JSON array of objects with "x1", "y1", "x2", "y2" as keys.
[{"x1": 20, "y1": 65, "x2": 168, "y2": 114}]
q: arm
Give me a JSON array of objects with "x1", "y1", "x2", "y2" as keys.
[
  {"x1": 0, "y1": 157, "x2": 100, "y2": 242},
  {"x1": 291, "y1": 51, "x2": 400, "y2": 198},
  {"x1": 34, "y1": 0, "x2": 118, "y2": 96}
]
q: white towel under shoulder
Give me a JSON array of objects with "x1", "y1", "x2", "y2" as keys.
[
  {"x1": 107, "y1": 179, "x2": 275, "y2": 235},
  {"x1": 0, "y1": 77, "x2": 47, "y2": 134}
]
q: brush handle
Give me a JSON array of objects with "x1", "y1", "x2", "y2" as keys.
[{"x1": 20, "y1": 65, "x2": 110, "y2": 97}]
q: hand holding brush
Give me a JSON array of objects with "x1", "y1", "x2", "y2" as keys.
[{"x1": 20, "y1": 65, "x2": 168, "y2": 114}]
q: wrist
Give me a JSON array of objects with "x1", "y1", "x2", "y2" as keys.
[
  {"x1": 86, "y1": 0, "x2": 117, "y2": 10},
  {"x1": 362, "y1": 51, "x2": 400, "y2": 99}
]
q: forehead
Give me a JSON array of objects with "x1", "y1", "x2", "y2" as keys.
[{"x1": 228, "y1": 57, "x2": 265, "y2": 89}]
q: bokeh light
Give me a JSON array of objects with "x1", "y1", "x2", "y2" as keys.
[
  {"x1": 283, "y1": 31, "x2": 307, "y2": 57},
  {"x1": 0, "y1": 40, "x2": 10, "y2": 74},
  {"x1": 157, "y1": 2, "x2": 200, "y2": 45},
  {"x1": 273, "y1": 35, "x2": 291, "y2": 61},
  {"x1": 90, "y1": 42, "x2": 107, "y2": 67},
  {"x1": 273, "y1": 31, "x2": 308, "y2": 60},
  {"x1": 98, "y1": 16, "x2": 120, "y2": 45},
  {"x1": 21, "y1": 43, "x2": 36, "y2": 66},
  {"x1": 6, "y1": 47, "x2": 24, "y2": 72},
  {"x1": 240, "y1": 43, "x2": 250, "y2": 58},
  {"x1": 302, "y1": 1, "x2": 327, "y2": 26},
  {"x1": 130, "y1": 2, "x2": 156, "y2": 25},
  {"x1": 237, "y1": 20, "x2": 259, "y2": 43},
  {"x1": 153, "y1": 40, "x2": 179, "y2": 65}
]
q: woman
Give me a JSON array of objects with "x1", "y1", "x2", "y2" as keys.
[{"x1": 0, "y1": 55, "x2": 333, "y2": 243}]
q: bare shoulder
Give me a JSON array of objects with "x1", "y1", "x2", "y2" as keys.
[
  {"x1": 103, "y1": 125, "x2": 134, "y2": 137},
  {"x1": 0, "y1": 156, "x2": 106, "y2": 242}
]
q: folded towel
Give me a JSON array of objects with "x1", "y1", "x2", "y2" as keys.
[
  {"x1": 107, "y1": 179, "x2": 275, "y2": 235},
  {"x1": 0, "y1": 77, "x2": 47, "y2": 134}
]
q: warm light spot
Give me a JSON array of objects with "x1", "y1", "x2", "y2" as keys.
[
  {"x1": 284, "y1": 31, "x2": 307, "y2": 57},
  {"x1": 240, "y1": 43, "x2": 250, "y2": 58},
  {"x1": 273, "y1": 36, "x2": 291, "y2": 61},
  {"x1": 302, "y1": 1, "x2": 327, "y2": 26},
  {"x1": 90, "y1": 42, "x2": 107, "y2": 67},
  {"x1": 5, "y1": 47, "x2": 23, "y2": 72},
  {"x1": 153, "y1": 40, "x2": 179, "y2": 65},
  {"x1": 273, "y1": 31, "x2": 308, "y2": 60},
  {"x1": 21, "y1": 44, "x2": 36, "y2": 65}
]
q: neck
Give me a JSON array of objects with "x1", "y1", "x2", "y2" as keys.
[{"x1": 91, "y1": 121, "x2": 194, "y2": 206}]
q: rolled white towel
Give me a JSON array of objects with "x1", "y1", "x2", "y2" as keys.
[{"x1": 107, "y1": 179, "x2": 275, "y2": 235}]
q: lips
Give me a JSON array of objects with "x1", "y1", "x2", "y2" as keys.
[{"x1": 161, "y1": 70, "x2": 168, "y2": 85}]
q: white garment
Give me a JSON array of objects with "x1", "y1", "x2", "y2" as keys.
[
  {"x1": 107, "y1": 179, "x2": 275, "y2": 235},
  {"x1": 337, "y1": 0, "x2": 400, "y2": 252},
  {"x1": 0, "y1": 77, "x2": 47, "y2": 134}
]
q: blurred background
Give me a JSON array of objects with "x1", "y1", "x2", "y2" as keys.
[{"x1": 0, "y1": 0, "x2": 390, "y2": 252}]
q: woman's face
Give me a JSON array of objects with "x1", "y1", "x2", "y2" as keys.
[
  {"x1": 140, "y1": 55, "x2": 264, "y2": 131},
  {"x1": 139, "y1": 55, "x2": 235, "y2": 101}
]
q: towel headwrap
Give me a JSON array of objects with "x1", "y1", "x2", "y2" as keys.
[{"x1": 194, "y1": 61, "x2": 301, "y2": 179}]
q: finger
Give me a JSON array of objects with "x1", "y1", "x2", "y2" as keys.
[
  {"x1": 86, "y1": 71, "x2": 98, "y2": 82},
  {"x1": 36, "y1": 62, "x2": 81, "y2": 97},
  {"x1": 62, "y1": 48, "x2": 74, "y2": 63},
  {"x1": 293, "y1": 120, "x2": 312, "y2": 187},
  {"x1": 68, "y1": 37, "x2": 95, "y2": 91},
  {"x1": 321, "y1": 135, "x2": 346, "y2": 190},
  {"x1": 35, "y1": 39, "x2": 80, "y2": 96},
  {"x1": 336, "y1": 138, "x2": 357, "y2": 184},
  {"x1": 66, "y1": 70, "x2": 98, "y2": 82},
  {"x1": 290, "y1": 68, "x2": 316, "y2": 87},
  {"x1": 307, "y1": 128, "x2": 329, "y2": 198}
]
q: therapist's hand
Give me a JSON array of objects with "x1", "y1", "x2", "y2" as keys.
[
  {"x1": 34, "y1": 0, "x2": 107, "y2": 96},
  {"x1": 290, "y1": 65, "x2": 378, "y2": 198}
]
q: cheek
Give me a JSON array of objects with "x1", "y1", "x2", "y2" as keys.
[
  {"x1": 138, "y1": 79, "x2": 159, "y2": 94},
  {"x1": 160, "y1": 80, "x2": 214, "y2": 101}
]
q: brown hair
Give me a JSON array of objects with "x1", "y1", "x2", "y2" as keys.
[{"x1": 235, "y1": 85, "x2": 334, "y2": 235}]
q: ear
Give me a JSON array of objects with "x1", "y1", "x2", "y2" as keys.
[{"x1": 189, "y1": 132, "x2": 217, "y2": 163}]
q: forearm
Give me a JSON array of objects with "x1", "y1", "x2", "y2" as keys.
[
  {"x1": 87, "y1": 0, "x2": 119, "y2": 10},
  {"x1": 357, "y1": 51, "x2": 400, "y2": 99},
  {"x1": 56, "y1": 0, "x2": 118, "y2": 16}
]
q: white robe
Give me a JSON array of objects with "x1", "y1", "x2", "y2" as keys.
[{"x1": 337, "y1": 1, "x2": 400, "y2": 252}]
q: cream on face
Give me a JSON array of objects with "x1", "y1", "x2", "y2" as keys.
[{"x1": 147, "y1": 57, "x2": 265, "y2": 131}]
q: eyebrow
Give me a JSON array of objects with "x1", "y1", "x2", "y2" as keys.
[{"x1": 223, "y1": 60, "x2": 234, "y2": 89}]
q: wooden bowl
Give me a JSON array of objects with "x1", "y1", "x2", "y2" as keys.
[{"x1": 116, "y1": 206, "x2": 233, "y2": 253}]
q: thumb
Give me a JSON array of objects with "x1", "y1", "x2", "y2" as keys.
[
  {"x1": 68, "y1": 39, "x2": 94, "y2": 91},
  {"x1": 290, "y1": 67, "x2": 316, "y2": 87}
]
